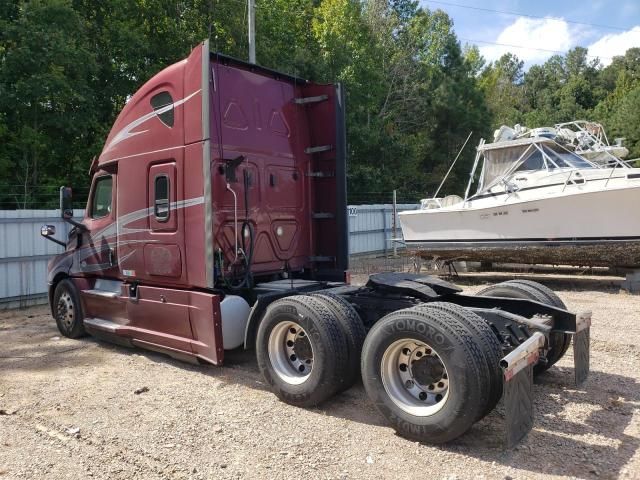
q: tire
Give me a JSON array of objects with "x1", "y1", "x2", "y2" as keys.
[
  {"x1": 502, "y1": 280, "x2": 572, "y2": 360},
  {"x1": 415, "y1": 302, "x2": 503, "y2": 419},
  {"x1": 361, "y1": 306, "x2": 492, "y2": 443},
  {"x1": 52, "y1": 278, "x2": 86, "y2": 339},
  {"x1": 502, "y1": 280, "x2": 565, "y2": 309},
  {"x1": 476, "y1": 281, "x2": 570, "y2": 374},
  {"x1": 256, "y1": 295, "x2": 349, "y2": 407},
  {"x1": 311, "y1": 293, "x2": 366, "y2": 390}
]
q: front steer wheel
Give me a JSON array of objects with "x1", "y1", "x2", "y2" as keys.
[
  {"x1": 361, "y1": 305, "x2": 492, "y2": 443},
  {"x1": 256, "y1": 296, "x2": 349, "y2": 408},
  {"x1": 52, "y1": 279, "x2": 86, "y2": 339}
]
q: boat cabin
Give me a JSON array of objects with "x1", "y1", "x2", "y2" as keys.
[{"x1": 470, "y1": 137, "x2": 599, "y2": 198}]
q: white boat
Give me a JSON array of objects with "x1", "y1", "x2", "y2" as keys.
[{"x1": 399, "y1": 135, "x2": 640, "y2": 267}]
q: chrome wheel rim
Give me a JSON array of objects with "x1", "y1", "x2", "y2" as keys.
[
  {"x1": 381, "y1": 339, "x2": 450, "y2": 416},
  {"x1": 57, "y1": 291, "x2": 75, "y2": 330},
  {"x1": 268, "y1": 321, "x2": 314, "y2": 385}
]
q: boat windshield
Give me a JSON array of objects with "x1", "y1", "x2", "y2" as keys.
[
  {"x1": 476, "y1": 141, "x2": 596, "y2": 194},
  {"x1": 541, "y1": 144, "x2": 595, "y2": 169},
  {"x1": 479, "y1": 144, "x2": 530, "y2": 190},
  {"x1": 514, "y1": 149, "x2": 544, "y2": 172}
]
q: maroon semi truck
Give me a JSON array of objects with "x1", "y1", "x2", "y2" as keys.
[{"x1": 40, "y1": 40, "x2": 591, "y2": 446}]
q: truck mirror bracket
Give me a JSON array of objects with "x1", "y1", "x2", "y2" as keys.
[{"x1": 40, "y1": 224, "x2": 66, "y2": 247}]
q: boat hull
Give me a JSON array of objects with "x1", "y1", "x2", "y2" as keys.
[
  {"x1": 400, "y1": 185, "x2": 640, "y2": 267},
  {"x1": 405, "y1": 238, "x2": 640, "y2": 267}
]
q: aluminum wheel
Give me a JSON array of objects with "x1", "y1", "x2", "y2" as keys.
[
  {"x1": 381, "y1": 339, "x2": 450, "y2": 416},
  {"x1": 56, "y1": 290, "x2": 75, "y2": 329},
  {"x1": 268, "y1": 321, "x2": 314, "y2": 385}
]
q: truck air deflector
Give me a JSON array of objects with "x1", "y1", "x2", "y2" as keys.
[
  {"x1": 201, "y1": 39, "x2": 214, "y2": 289},
  {"x1": 334, "y1": 83, "x2": 349, "y2": 277}
]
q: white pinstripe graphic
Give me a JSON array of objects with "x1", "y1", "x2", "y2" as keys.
[
  {"x1": 53, "y1": 196, "x2": 205, "y2": 274},
  {"x1": 103, "y1": 89, "x2": 201, "y2": 153}
]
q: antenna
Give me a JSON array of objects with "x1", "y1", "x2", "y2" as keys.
[{"x1": 433, "y1": 131, "x2": 473, "y2": 199}]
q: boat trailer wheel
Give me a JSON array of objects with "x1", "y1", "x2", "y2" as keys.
[
  {"x1": 57, "y1": 291, "x2": 75, "y2": 329},
  {"x1": 381, "y1": 339, "x2": 450, "y2": 416},
  {"x1": 268, "y1": 321, "x2": 314, "y2": 385}
]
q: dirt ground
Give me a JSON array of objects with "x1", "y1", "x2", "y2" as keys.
[{"x1": 1, "y1": 277, "x2": 640, "y2": 479}]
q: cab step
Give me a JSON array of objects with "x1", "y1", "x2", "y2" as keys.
[
  {"x1": 82, "y1": 289, "x2": 118, "y2": 299},
  {"x1": 81, "y1": 279, "x2": 121, "y2": 299},
  {"x1": 83, "y1": 317, "x2": 121, "y2": 333}
]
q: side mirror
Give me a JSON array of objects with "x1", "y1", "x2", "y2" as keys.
[
  {"x1": 40, "y1": 225, "x2": 56, "y2": 237},
  {"x1": 40, "y1": 224, "x2": 66, "y2": 247},
  {"x1": 60, "y1": 186, "x2": 73, "y2": 219}
]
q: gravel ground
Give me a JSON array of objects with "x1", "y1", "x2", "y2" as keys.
[{"x1": 1, "y1": 278, "x2": 639, "y2": 480}]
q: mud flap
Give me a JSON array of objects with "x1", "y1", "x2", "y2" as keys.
[
  {"x1": 573, "y1": 311, "x2": 591, "y2": 386},
  {"x1": 501, "y1": 332, "x2": 545, "y2": 448}
]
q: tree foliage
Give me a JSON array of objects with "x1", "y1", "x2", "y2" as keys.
[
  {"x1": 0, "y1": 1, "x2": 639, "y2": 209},
  {"x1": 480, "y1": 47, "x2": 640, "y2": 160}
]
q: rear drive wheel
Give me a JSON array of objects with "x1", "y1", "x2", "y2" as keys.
[
  {"x1": 361, "y1": 306, "x2": 491, "y2": 443},
  {"x1": 52, "y1": 279, "x2": 86, "y2": 338},
  {"x1": 311, "y1": 293, "x2": 366, "y2": 390},
  {"x1": 502, "y1": 280, "x2": 564, "y2": 309},
  {"x1": 502, "y1": 280, "x2": 572, "y2": 359},
  {"x1": 256, "y1": 295, "x2": 348, "y2": 407},
  {"x1": 476, "y1": 281, "x2": 570, "y2": 374},
  {"x1": 416, "y1": 302, "x2": 503, "y2": 419}
]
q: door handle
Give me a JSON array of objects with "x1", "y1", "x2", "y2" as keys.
[{"x1": 108, "y1": 249, "x2": 115, "y2": 267}]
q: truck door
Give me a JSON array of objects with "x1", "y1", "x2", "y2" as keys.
[
  {"x1": 123, "y1": 159, "x2": 193, "y2": 353},
  {"x1": 77, "y1": 170, "x2": 119, "y2": 277}
]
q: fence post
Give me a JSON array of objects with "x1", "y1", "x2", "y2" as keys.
[
  {"x1": 392, "y1": 190, "x2": 397, "y2": 257},
  {"x1": 382, "y1": 204, "x2": 387, "y2": 256}
]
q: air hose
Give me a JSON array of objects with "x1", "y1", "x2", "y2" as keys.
[{"x1": 227, "y1": 168, "x2": 254, "y2": 290}]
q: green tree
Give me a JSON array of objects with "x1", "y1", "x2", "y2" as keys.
[
  {"x1": 11, "y1": 0, "x2": 625, "y2": 209},
  {"x1": 607, "y1": 85, "x2": 640, "y2": 158},
  {"x1": 0, "y1": 0, "x2": 98, "y2": 208},
  {"x1": 479, "y1": 53, "x2": 525, "y2": 127}
]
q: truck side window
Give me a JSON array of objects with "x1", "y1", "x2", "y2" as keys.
[
  {"x1": 150, "y1": 91, "x2": 174, "y2": 127},
  {"x1": 90, "y1": 176, "x2": 113, "y2": 219},
  {"x1": 154, "y1": 175, "x2": 170, "y2": 221}
]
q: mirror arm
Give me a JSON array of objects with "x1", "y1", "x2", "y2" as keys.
[
  {"x1": 63, "y1": 217, "x2": 88, "y2": 232},
  {"x1": 42, "y1": 235, "x2": 67, "y2": 248}
]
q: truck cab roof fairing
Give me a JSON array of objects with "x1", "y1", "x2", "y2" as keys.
[
  {"x1": 98, "y1": 61, "x2": 184, "y2": 165},
  {"x1": 97, "y1": 44, "x2": 316, "y2": 168},
  {"x1": 98, "y1": 43, "x2": 211, "y2": 167},
  {"x1": 209, "y1": 52, "x2": 311, "y2": 86}
]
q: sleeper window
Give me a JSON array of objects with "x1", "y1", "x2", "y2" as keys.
[
  {"x1": 150, "y1": 91, "x2": 174, "y2": 127},
  {"x1": 90, "y1": 176, "x2": 113, "y2": 219},
  {"x1": 154, "y1": 175, "x2": 170, "y2": 221}
]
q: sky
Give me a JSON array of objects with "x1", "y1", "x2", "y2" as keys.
[{"x1": 418, "y1": 0, "x2": 640, "y2": 67}]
